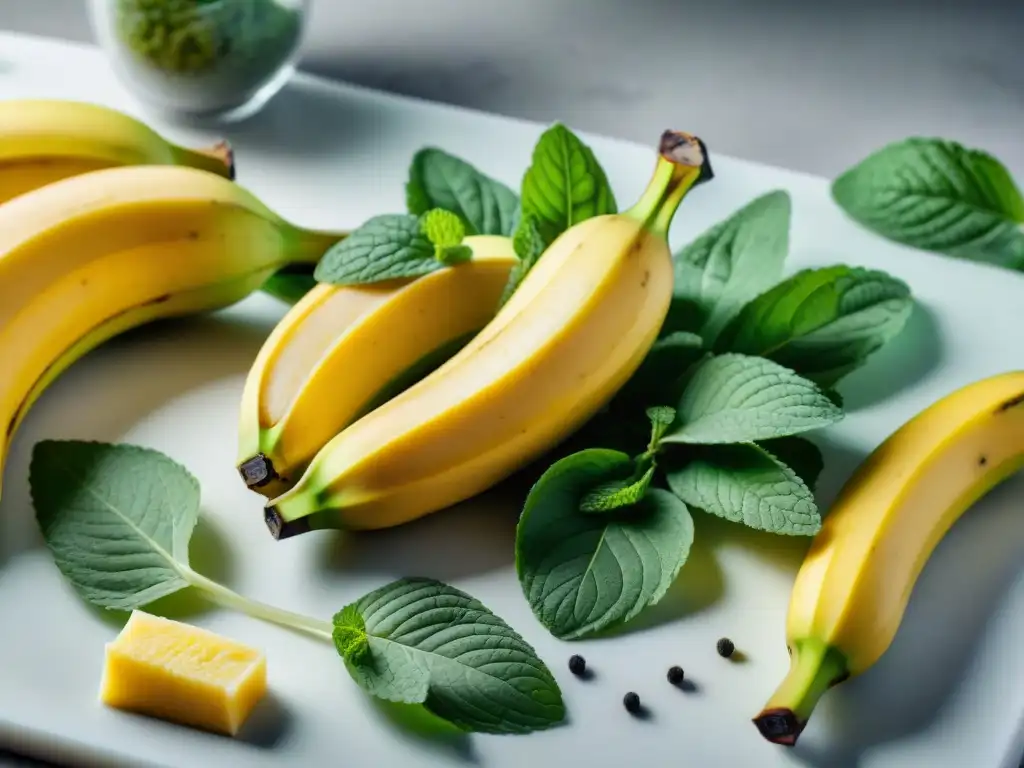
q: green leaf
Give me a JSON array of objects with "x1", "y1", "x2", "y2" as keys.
[
  {"x1": 499, "y1": 213, "x2": 546, "y2": 305},
  {"x1": 516, "y1": 449, "x2": 695, "y2": 640},
  {"x1": 30, "y1": 441, "x2": 198, "y2": 610},
  {"x1": 670, "y1": 190, "x2": 791, "y2": 342},
  {"x1": 832, "y1": 138, "x2": 1024, "y2": 268},
  {"x1": 520, "y1": 123, "x2": 617, "y2": 248},
  {"x1": 314, "y1": 214, "x2": 439, "y2": 285},
  {"x1": 335, "y1": 578, "x2": 565, "y2": 734},
  {"x1": 331, "y1": 603, "x2": 370, "y2": 665},
  {"x1": 261, "y1": 267, "x2": 317, "y2": 304},
  {"x1": 579, "y1": 459, "x2": 656, "y2": 514},
  {"x1": 614, "y1": 332, "x2": 706, "y2": 409},
  {"x1": 647, "y1": 405, "x2": 677, "y2": 432},
  {"x1": 756, "y1": 436, "x2": 824, "y2": 491},
  {"x1": 662, "y1": 353, "x2": 843, "y2": 445},
  {"x1": 406, "y1": 148, "x2": 520, "y2": 236},
  {"x1": 664, "y1": 443, "x2": 821, "y2": 535},
  {"x1": 419, "y1": 208, "x2": 466, "y2": 248},
  {"x1": 714, "y1": 266, "x2": 914, "y2": 386}
]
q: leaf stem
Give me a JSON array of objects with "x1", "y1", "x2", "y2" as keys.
[
  {"x1": 185, "y1": 569, "x2": 334, "y2": 642},
  {"x1": 626, "y1": 131, "x2": 713, "y2": 239}
]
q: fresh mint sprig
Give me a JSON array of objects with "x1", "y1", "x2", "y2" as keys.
[{"x1": 31, "y1": 440, "x2": 565, "y2": 735}]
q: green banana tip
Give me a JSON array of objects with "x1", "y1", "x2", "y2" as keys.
[{"x1": 659, "y1": 130, "x2": 714, "y2": 185}]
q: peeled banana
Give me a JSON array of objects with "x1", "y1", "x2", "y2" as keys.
[
  {"x1": 0, "y1": 98, "x2": 234, "y2": 204},
  {"x1": 263, "y1": 130, "x2": 713, "y2": 538},
  {"x1": 0, "y1": 164, "x2": 347, "y2": 500},
  {"x1": 754, "y1": 371, "x2": 1024, "y2": 746},
  {"x1": 237, "y1": 235, "x2": 518, "y2": 497}
]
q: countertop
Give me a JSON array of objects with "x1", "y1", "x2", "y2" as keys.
[{"x1": 1, "y1": 2, "x2": 1022, "y2": 767}]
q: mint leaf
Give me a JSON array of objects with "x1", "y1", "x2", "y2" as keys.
[
  {"x1": 30, "y1": 441, "x2": 197, "y2": 609},
  {"x1": 332, "y1": 604, "x2": 369, "y2": 664},
  {"x1": 499, "y1": 213, "x2": 546, "y2": 305},
  {"x1": 669, "y1": 190, "x2": 791, "y2": 342},
  {"x1": 520, "y1": 123, "x2": 617, "y2": 248},
  {"x1": 662, "y1": 354, "x2": 843, "y2": 445},
  {"x1": 516, "y1": 449, "x2": 694, "y2": 640},
  {"x1": 614, "y1": 332, "x2": 706, "y2": 409},
  {"x1": 756, "y1": 436, "x2": 824, "y2": 491},
  {"x1": 664, "y1": 443, "x2": 821, "y2": 535},
  {"x1": 335, "y1": 578, "x2": 565, "y2": 734},
  {"x1": 261, "y1": 267, "x2": 317, "y2": 304},
  {"x1": 832, "y1": 138, "x2": 1024, "y2": 268},
  {"x1": 579, "y1": 459, "x2": 656, "y2": 514},
  {"x1": 406, "y1": 148, "x2": 519, "y2": 236},
  {"x1": 420, "y1": 208, "x2": 465, "y2": 247},
  {"x1": 714, "y1": 266, "x2": 913, "y2": 386},
  {"x1": 314, "y1": 214, "x2": 438, "y2": 285}
]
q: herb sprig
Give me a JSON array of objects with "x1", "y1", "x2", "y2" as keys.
[{"x1": 31, "y1": 440, "x2": 565, "y2": 735}]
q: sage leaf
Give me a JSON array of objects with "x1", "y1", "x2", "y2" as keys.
[
  {"x1": 756, "y1": 436, "x2": 824, "y2": 491},
  {"x1": 516, "y1": 449, "x2": 694, "y2": 640},
  {"x1": 670, "y1": 190, "x2": 791, "y2": 342},
  {"x1": 714, "y1": 266, "x2": 913, "y2": 386},
  {"x1": 314, "y1": 214, "x2": 438, "y2": 285},
  {"x1": 520, "y1": 123, "x2": 617, "y2": 248},
  {"x1": 664, "y1": 443, "x2": 821, "y2": 535},
  {"x1": 30, "y1": 440, "x2": 197, "y2": 610},
  {"x1": 832, "y1": 138, "x2": 1024, "y2": 268},
  {"x1": 662, "y1": 354, "x2": 843, "y2": 445},
  {"x1": 407, "y1": 148, "x2": 520, "y2": 236},
  {"x1": 334, "y1": 578, "x2": 565, "y2": 734}
]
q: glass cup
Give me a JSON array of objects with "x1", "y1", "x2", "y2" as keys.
[{"x1": 88, "y1": 0, "x2": 309, "y2": 123}]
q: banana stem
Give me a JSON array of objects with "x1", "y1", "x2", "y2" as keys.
[
  {"x1": 187, "y1": 568, "x2": 334, "y2": 642},
  {"x1": 287, "y1": 226, "x2": 350, "y2": 266},
  {"x1": 753, "y1": 638, "x2": 849, "y2": 746},
  {"x1": 172, "y1": 141, "x2": 236, "y2": 180},
  {"x1": 626, "y1": 131, "x2": 714, "y2": 239}
]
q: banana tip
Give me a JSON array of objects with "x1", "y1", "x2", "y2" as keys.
[
  {"x1": 264, "y1": 505, "x2": 311, "y2": 540},
  {"x1": 238, "y1": 454, "x2": 277, "y2": 488},
  {"x1": 659, "y1": 130, "x2": 714, "y2": 184},
  {"x1": 217, "y1": 140, "x2": 236, "y2": 181},
  {"x1": 753, "y1": 708, "x2": 805, "y2": 747}
]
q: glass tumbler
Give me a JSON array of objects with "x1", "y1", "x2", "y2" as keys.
[{"x1": 88, "y1": 0, "x2": 309, "y2": 123}]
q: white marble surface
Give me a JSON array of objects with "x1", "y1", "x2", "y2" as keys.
[
  {"x1": 0, "y1": 0, "x2": 1022, "y2": 178},
  {"x1": 1, "y1": 3, "x2": 1023, "y2": 767}
]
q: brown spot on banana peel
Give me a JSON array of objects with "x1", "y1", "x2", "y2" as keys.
[{"x1": 995, "y1": 391, "x2": 1024, "y2": 413}]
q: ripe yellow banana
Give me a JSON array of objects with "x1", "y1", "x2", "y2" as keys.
[
  {"x1": 236, "y1": 236, "x2": 518, "y2": 497},
  {"x1": 0, "y1": 165, "x2": 347, "y2": 501},
  {"x1": 264, "y1": 130, "x2": 713, "y2": 538},
  {"x1": 0, "y1": 98, "x2": 234, "y2": 204},
  {"x1": 754, "y1": 371, "x2": 1024, "y2": 746}
]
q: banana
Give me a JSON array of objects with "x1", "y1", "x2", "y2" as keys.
[
  {"x1": 263, "y1": 130, "x2": 713, "y2": 539},
  {"x1": 754, "y1": 371, "x2": 1024, "y2": 747},
  {"x1": 237, "y1": 236, "x2": 518, "y2": 497},
  {"x1": 0, "y1": 98, "x2": 234, "y2": 204},
  {"x1": 0, "y1": 164, "x2": 347, "y2": 500}
]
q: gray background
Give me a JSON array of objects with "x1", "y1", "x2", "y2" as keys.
[{"x1": 1, "y1": 1, "x2": 1023, "y2": 766}]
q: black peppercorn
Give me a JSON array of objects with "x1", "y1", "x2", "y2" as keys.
[
  {"x1": 623, "y1": 691, "x2": 641, "y2": 714},
  {"x1": 568, "y1": 654, "x2": 587, "y2": 676},
  {"x1": 717, "y1": 637, "x2": 735, "y2": 658},
  {"x1": 667, "y1": 665, "x2": 685, "y2": 685}
]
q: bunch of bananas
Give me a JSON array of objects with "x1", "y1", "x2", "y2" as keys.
[
  {"x1": 5, "y1": 98, "x2": 1020, "y2": 752},
  {"x1": 0, "y1": 98, "x2": 347, "y2": 495}
]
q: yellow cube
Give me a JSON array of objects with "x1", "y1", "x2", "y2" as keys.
[{"x1": 99, "y1": 610, "x2": 268, "y2": 737}]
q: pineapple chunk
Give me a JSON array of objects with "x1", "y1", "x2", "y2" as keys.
[{"x1": 99, "y1": 610, "x2": 267, "y2": 736}]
